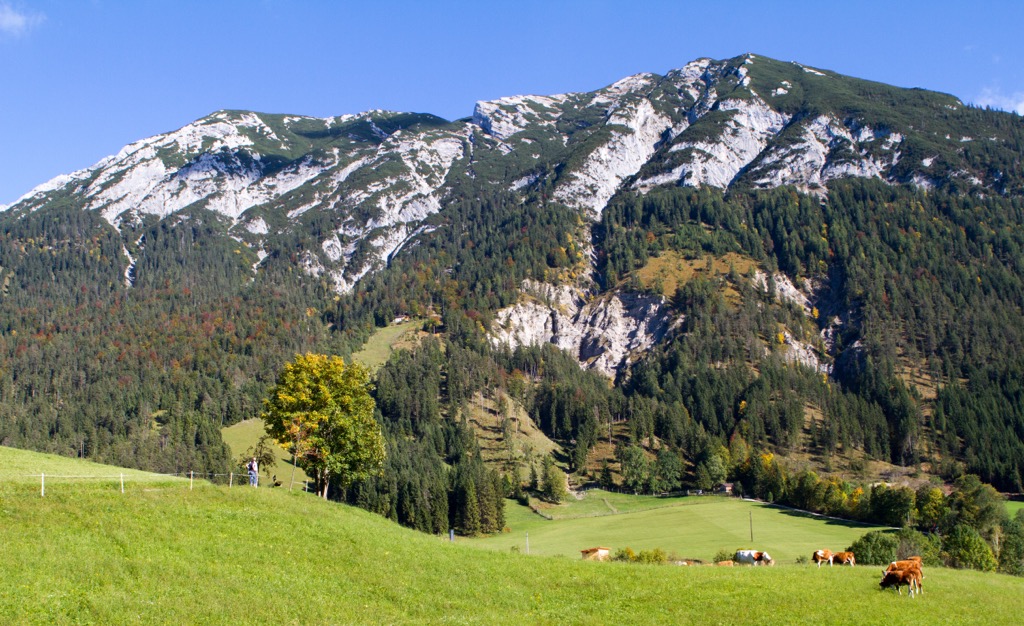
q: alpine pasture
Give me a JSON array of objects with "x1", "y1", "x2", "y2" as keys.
[
  {"x1": 465, "y1": 490, "x2": 889, "y2": 562},
  {"x1": 3, "y1": 447, "x2": 1023, "y2": 624}
]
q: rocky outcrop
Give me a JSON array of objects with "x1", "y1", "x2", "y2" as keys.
[
  {"x1": 554, "y1": 96, "x2": 677, "y2": 218},
  {"x1": 492, "y1": 281, "x2": 677, "y2": 377},
  {"x1": 751, "y1": 270, "x2": 831, "y2": 372}
]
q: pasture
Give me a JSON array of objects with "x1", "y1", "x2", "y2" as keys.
[
  {"x1": 466, "y1": 491, "x2": 890, "y2": 562},
  {"x1": 2, "y1": 447, "x2": 1023, "y2": 624},
  {"x1": 1007, "y1": 499, "x2": 1024, "y2": 518},
  {"x1": 350, "y1": 317, "x2": 426, "y2": 369},
  {"x1": 220, "y1": 418, "x2": 311, "y2": 485},
  {"x1": 0, "y1": 445, "x2": 184, "y2": 484}
]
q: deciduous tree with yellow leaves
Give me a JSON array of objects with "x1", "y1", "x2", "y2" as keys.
[{"x1": 261, "y1": 354, "x2": 385, "y2": 499}]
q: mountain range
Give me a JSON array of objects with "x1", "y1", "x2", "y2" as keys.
[{"x1": 3, "y1": 53, "x2": 1024, "y2": 496}]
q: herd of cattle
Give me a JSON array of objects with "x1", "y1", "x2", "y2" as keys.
[
  {"x1": 712, "y1": 549, "x2": 925, "y2": 598},
  {"x1": 811, "y1": 548, "x2": 924, "y2": 597}
]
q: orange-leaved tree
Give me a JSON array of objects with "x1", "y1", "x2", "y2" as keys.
[{"x1": 261, "y1": 353, "x2": 385, "y2": 499}]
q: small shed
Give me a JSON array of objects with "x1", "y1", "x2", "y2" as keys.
[{"x1": 580, "y1": 547, "x2": 611, "y2": 561}]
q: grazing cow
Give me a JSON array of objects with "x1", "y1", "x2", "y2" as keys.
[
  {"x1": 735, "y1": 550, "x2": 774, "y2": 566},
  {"x1": 879, "y1": 566, "x2": 922, "y2": 597},
  {"x1": 883, "y1": 556, "x2": 922, "y2": 575},
  {"x1": 884, "y1": 557, "x2": 924, "y2": 593},
  {"x1": 832, "y1": 551, "x2": 856, "y2": 566},
  {"x1": 812, "y1": 549, "x2": 834, "y2": 567}
]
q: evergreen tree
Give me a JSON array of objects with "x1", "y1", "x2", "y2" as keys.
[{"x1": 541, "y1": 455, "x2": 569, "y2": 503}]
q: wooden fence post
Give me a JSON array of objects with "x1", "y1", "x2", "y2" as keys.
[
  {"x1": 190, "y1": 471, "x2": 194, "y2": 491},
  {"x1": 229, "y1": 472, "x2": 233, "y2": 488},
  {"x1": 120, "y1": 473, "x2": 124, "y2": 494},
  {"x1": 41, "y1": 472, "x2": 45, "y2": 497}
]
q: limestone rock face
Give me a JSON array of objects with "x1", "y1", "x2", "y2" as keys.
[{"x1": 493, "y1": 281, "x2": 676, "y2": 377}]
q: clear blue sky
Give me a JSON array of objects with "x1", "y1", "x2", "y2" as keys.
[{"x1": 2, "y1": 0, "x2": 1023, "y2": 205}]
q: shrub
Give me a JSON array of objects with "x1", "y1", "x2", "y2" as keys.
[
  {"x1": 998, "y1": 518, "x2": 1024, "y2": 576},
  {"x1": 612, "y1": 546, "x2": 668, "y2": 564},
  {"x1": 942, "y1": 524, "x2": 997, "y2": 571},
  {"x1": 894, "y1": 527, "x2": 942, "y2": 566},
  {"x1": 713, "y1": 549, "x2": 733, "y2": 564},
  {"x1": 636, "y1": 548, "x2": 668, "y2": 565},
  {"x1": 848, "y1": 530, "x2": 898, "y2": 565}
]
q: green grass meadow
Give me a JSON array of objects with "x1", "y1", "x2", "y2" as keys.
[
  {"x1": 2, "y1": 447, "x2": 1023, "y2": 624},
  {"x1": 466, "y1": 491, "x2": 890, "y2": 562},
  {"x1": 0, "y1": 445, "x2": 185, "y2": 485},
  {"x1": 350, "y1": 318, "x2": 425, "y2": 370},
  {"x1": 1007, "y1": 499, "x2": 1024, "y2": 518},
  {"x1": 221, "y1": 418, "x2": 311, "y2": 486}
]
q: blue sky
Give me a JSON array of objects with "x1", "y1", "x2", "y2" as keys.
[{"x1": 2, "y1": 0, "x2": 1023, "y2": 204}]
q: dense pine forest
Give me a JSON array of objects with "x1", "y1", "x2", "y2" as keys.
[{"x1": 600, "y1": 180, "x2": 1024, "y2": 489}]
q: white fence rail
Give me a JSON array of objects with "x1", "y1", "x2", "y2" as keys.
[{"x1": 4, "y1": 471, "x2": 311, "y2": 496}]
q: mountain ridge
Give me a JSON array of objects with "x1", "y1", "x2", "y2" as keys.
[{"x1": 6, "y1": 53, "x2": 1014, "y2": 279}]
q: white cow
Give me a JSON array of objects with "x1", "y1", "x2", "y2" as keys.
[{"x1": 735, "y1": 549, "x2": 774, "y2": 566}]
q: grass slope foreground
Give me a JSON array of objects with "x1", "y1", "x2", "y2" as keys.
[{"x1": 1, "y1": 448, "x2": 1023, "y2": 625}]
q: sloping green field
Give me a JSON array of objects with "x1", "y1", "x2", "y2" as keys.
[
  {"x1": 1, "y1": 447, "x2": 1022, "y2": 625},
  {"x1": 221, "y1": 418, "x2": 311, "y2": 486},
  {"x1": 0, "y1": 445, "x2": 185, "y2": 484},
  {"x1": 465, "y1": 491, "x2": 890, "y2": 562},
  {"x1": 350, "y1": 318, "x2": 425, "y2": 370}
]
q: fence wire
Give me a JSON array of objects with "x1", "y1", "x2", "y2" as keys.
[{"x1": 1, "y1": 470, "x2": 311, "y2": 495}]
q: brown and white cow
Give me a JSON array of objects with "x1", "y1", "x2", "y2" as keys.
[
  {"x1": 735, "y1": 550, "x2": 774, "y2": 566},
  {"x1": 832, "y1": 551, "x2": 856, "y2": 566},
  {"x1": 812, "y1": 549, "x2": 834, "y2": 567},
  {"x1": 882, "y1": 558, "x2": 924, "y2": 595},
  {"x1": 883, "y1": 556, "x2": 922, "y2": 575},
  {"x1": 879, "y1": 565, "x2": 922, "y2": 597}
]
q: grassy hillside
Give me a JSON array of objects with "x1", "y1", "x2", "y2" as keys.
[
  {"x1": 219, "y1": 321, "x2": 426, "y2": 487},
  {"x1": 350, "y1": 318, "x2": 426, "y2": 370},
  {"x1": 0, "y1": 445, "x2": 183, "y2": 481},
  {"x1": 2, "y1": 448, "x2": 1022, "y2": 625},
  {"x1": 220, "y1": 418, "x2": 311, "y2": 486},
  {"x1": 466, "y1": 491, "x2": 890, "y2": 561}
]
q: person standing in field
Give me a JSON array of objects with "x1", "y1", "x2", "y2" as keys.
[{"x1": 247, "y1": 456, "x2": 259, "y2": 487}]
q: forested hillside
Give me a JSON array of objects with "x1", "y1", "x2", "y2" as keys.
[
  {"x1": 0, "y1": 203, "x2": 352, "y2": 474},
  {"x1": 603, "y1": 180, "x2": 1024, "y2": 488}
]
